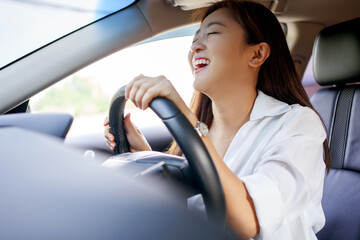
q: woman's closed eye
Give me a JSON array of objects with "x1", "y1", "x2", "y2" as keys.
[
  {"x1": 192, "y1": 31, "x2": 220, "y2": 43},
  {"x1": 207, "y1": 32, "x2": 219, "y2": 36}
]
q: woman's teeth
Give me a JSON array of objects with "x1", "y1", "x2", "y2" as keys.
[{"x1": 193, "y1": 59, "x2": 210, "y2": 69}]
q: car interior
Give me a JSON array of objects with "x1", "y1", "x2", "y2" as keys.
[{"x1": 0, "y1": 0, "x2": 359, "y2": 238}]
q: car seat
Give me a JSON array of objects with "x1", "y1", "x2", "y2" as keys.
[{"x1": 310, "y1": 17, "x2": 360, "y2": 239}]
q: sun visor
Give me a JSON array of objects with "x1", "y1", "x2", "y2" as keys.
[
  {"x1": 167, "y1": 0, "x2": 221, "y2": 10},
  {"x1": 167, "y1": 0, "x2": 286, "y2": 13}
]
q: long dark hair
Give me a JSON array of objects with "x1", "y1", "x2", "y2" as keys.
[{"x1": 167, "y1": 0, "x2": 330, "y2": 169}]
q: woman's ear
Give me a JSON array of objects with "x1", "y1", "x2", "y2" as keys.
[{"x1": 249, "y1": 42, "x2": 270, "y2": 67}]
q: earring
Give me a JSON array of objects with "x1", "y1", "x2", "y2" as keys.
[{"x1": 251, "y1": 60, "x2": 256, "y2": 64}]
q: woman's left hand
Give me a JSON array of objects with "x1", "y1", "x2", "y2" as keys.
[{"x1": 125, "y1": 74, "x2": 190, "y2": 116}]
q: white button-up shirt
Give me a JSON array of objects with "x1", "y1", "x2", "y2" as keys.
[{"x1": 188, "y1": 91, "x2": 326, "y2": 240}]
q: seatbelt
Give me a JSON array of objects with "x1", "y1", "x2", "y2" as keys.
[{"x1": 329, "y1": 87, "x2": 356, "y2": 169}]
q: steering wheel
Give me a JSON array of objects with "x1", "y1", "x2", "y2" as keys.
[{"x1": 108, "y1": 86, "x2": 226, "y2": 226}]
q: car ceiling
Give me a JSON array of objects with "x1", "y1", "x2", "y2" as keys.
[{"x1": 168, "y1": 0, "x2": 360, "y2": 26}]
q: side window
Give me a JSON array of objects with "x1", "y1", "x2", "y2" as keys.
[{"x1": 30, "y1": 32, "x2": 195, "y2": 136}]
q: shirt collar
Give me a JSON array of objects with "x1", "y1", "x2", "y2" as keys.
[{"x1": 249, "y1": 90, "x2": 292, "y2": 121}]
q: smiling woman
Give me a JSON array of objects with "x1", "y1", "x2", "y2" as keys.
[
  {"x1": 104, "y1": 1, "x2": 330, "y2": 239},
  {"x1": 0, "y1": 0, "x2": 136, "y2": 68}
]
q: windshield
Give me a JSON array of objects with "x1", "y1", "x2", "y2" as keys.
[{"x1": 0, "y1": 0, "x2": 137, "y2": 68}]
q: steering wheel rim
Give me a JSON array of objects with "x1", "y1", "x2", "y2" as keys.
[{"x1": 109, "y1": 86, "x2": 226, "y2": 226}]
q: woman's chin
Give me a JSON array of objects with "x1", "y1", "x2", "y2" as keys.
[
  {"x1": 193, "y1": 74, "x2": 215, "y2": 94},
  {"x1": 193, "y1": 79, "x2": 207, "y2": 93}
]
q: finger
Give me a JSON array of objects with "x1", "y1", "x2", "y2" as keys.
[
  {"x1": 141, "y1": 77, "x2": 172, "y2": 109},
  {"x1": 105, "y1": 135, "x2": 114, "y2": 144},
  {"x1": 134, "y1": 81, "x2": 155, "y2": 110},
  {"x1": 104, "y1": 124, "x2": 109, "y2": 133},
  {"x1": 106, "y1": 137, "x2": 115, "y2": 148},
  {"x1": 104, "y1": 129, "x2": 115, "y2": 142},
  {"x1": 103, "y1": 116, "x2": 109, "y2": 126},
  {"x1": 105, "y1": 134, "x2": 115, "y2": 142},
  {"x1": 125, "y1": 74, "x2": 144, "y2": 99},
  {"x1": 141, "y1": 85, "x2": 159, "y2": 110},
  {"x1": 129, "y1": 78, "x2": 154, "y2": 109},
  {"x1": 128, "y1": 81, "x2": 142, "y2": 108},
  {"x1": 128, "y1": 78, "x2": 151, "y2": 108},
  {"x1": 125, "y1": 75, "x2": 141, "y2": 98},
  {"x1": 124, "y1": 113, "x2": 143, "y2": 136},
  {"x1": 104, "y1": 124, "x2": 110, "y2": 135},
  {"x1": 106, "y1": 141, "x2": 115, "y2": 150},
  {"x1": 124, "y1": 113, "x2": 137, "y2": 135}
]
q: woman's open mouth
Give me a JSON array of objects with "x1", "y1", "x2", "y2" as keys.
[{"x1": 192, "y1": 57, "x2": 210, "y2": 73}]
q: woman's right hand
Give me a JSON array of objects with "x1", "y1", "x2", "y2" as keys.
[{"x1": 103, "y1": 113, "x2": 151, "y2": 152}]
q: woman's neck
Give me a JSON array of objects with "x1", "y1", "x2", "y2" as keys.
[
  {"x1": 207, "y1": 86, "x2": 257, "y2": 158},
  {"x1": 210, "y1": 87, "x2": 257, "y2": 136}
]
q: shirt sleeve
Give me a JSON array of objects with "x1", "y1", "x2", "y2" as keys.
[{"x1": 240, "y1": 106, "x2": 326, "y2": 239}]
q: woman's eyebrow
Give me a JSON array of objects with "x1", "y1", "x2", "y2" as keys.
[{"x1": 195, "y1": 21, "x2": 227, "y2": 36}]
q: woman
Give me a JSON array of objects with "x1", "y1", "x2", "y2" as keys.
[{"x1": 104, "y1": 1, "x2": 329, "y2": 239}]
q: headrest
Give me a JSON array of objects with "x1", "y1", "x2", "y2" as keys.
[{"x1": 313, "y1": 17, "x2": 360, "y2": 86}]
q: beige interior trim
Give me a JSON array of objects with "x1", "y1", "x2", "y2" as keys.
[
  {"x1": 270, "y1": 0, "x2": 287, "y2": 14},
  {"x1": 286, "y1": 22, "x2": 324, "y2": 79}
]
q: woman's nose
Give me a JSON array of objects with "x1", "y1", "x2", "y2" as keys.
[{"x1": 190, "y1": 41, "x2": 205, "y2": 54}]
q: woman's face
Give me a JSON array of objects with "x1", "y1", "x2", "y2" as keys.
[{"x1": 189, "y1": 8, "x2": 255, "y2": 96}]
